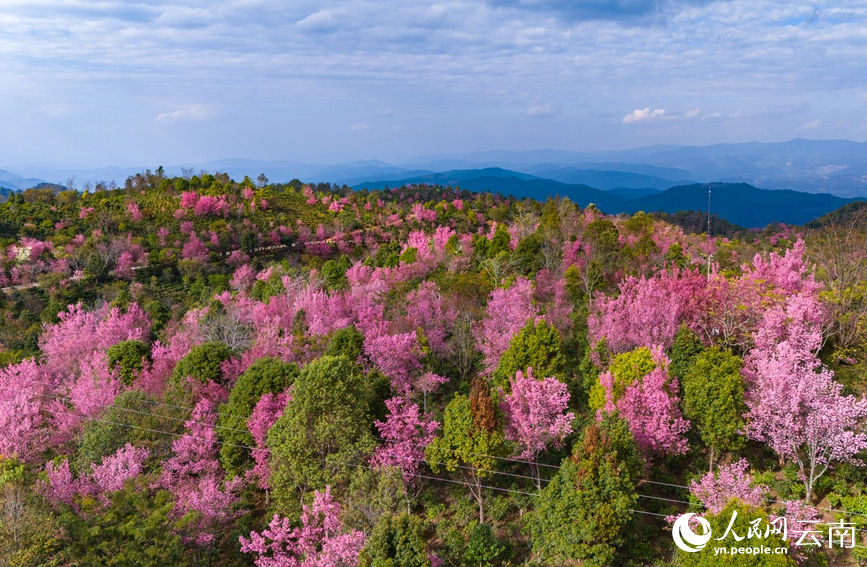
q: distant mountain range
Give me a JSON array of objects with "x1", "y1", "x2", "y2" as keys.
[
  {"x1": 2, "y1": 138, "x2": 866, "y2": 226},
  {"x1": 350, "y1": 168, "x2": 862, "y2": 227}
]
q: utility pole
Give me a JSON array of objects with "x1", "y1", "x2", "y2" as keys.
[{"x1": 706, "y1": 190, "x2": 712, "y2": 281}]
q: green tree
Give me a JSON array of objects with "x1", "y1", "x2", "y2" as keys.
[
  {"x1": 399, "y1": 247, "x2": 418, "y2": 264},
  {"x1": 57, "y1": 483, "x2": 187, "y2": 567},
  {"x1": 682, "y1": 347, "x2": 746, "y2": 472},
  {"x1": 218, "y1": 357, "x2": 298, "y2": 475},
  {"x1": 493, "y1": 319, "x2": 566, "y2": 388},
  {"x1": 464, "y1": 523, "x2": 511, "y2": 567},
  {"x1": 76, "y1": 390, "x2": 184, "y2": 472},
  {"x1": 427, "y1": 379, "x2": 504, "y2": 524},
  {"x1": 326, "y1": 325, "x2": 365, "y2": 361},
  {"x1": 530, "y1": 415, "x2": 641, "y2": 567},
  {"x1": 267, "y1": 356, "x2": 374, "y2": 512},
  {"x1": 676, "y1": 500, "x2": 796, "y2": 567},
  {"x1": 106, "y1": 339, "x2": 152, "y2": 386},
  {"x1": 513, "y1": 233, "x2": 543, "y2": 275},
  {"x1": 172, "y1": 342, "x2": 234, "y2": 385},
  {"x1": 488, "y1": 224, "x2": 511, "y2": 257},
  {"x1": 0, "y1": 457, "x2": 62, "y2": 566},
  {"x1": 322, "y1": 255, "x2": 351, "y2": 289},
  {"x1": 669, "y1": 324, "x2": 706, "y2": 380},
  {"x1": 358, "y1": 513, "x2": 430, "y2": 567}
]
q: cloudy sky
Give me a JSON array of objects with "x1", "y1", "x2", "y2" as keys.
[{"x1": 1, "y1": 0, "x2": 865, "y2": 166}]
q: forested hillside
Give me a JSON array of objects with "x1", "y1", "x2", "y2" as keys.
[{"x1": 1, "y1": 170, "x2": 867, "y2": 566}]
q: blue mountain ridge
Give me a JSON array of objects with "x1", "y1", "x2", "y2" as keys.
[{"x1": 353, "y1": 170, "x2": 864, "y2": 228}]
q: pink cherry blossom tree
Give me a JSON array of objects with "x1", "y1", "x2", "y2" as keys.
[
  {"x1": 91, "y1": 443, "x2": 150, "y2": 502},
  {"x1": 239, "y1": 486, "x2": 366, "y2": 567},
  {"x1": 744, "y1": 296, "x2": 867, "y2": 500},
  {"x1": 689, "y1": 459, "x2": 768, "y2": 514},
  {"x1": 39, "y1": 302, "x2": 151, "y2": 377},
  {"x1": 588, "y1": 270, "x2": 706, "y2": 354},
  {"x1": 600, "y1": 347, "x2": 690, "y2": 461},
  {"x1": 372, "y1": 397, "x2": 439, "y2": 496},
  {"x1": 160, "y1": 398, "x2": 245, "y2": 545},
  {"x1": 0, "y1": 359, "x2": 50, "y2": 463},
  {"x1": 499, "y1": 368, "x2": 573, "y2": 488},
  {"x1": 476, "y1": 278, "x2": 536, "y2": 375},
  {"x1": 248, "y1": 391, "x2": 292, "y2": 490}
]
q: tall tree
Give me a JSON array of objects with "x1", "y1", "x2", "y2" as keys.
[
  {"x1": 499, "y1": 368, "x2": 573, "y2": 488},
  {"x1": 744, "y1": 294, "x2": 867, "y2": 500},
  {"x1": 530, "y1": 415, "x2": 641, "y2": 567},
  {"x1": 427, "y1": 379, "x2": 504, "y2": 524},
  {"x1": 682, "y1": 347, "x2": 746, "y2": 471},
  {"x1": 268, "y1": 356, "x2": 374, "y2": 511}
]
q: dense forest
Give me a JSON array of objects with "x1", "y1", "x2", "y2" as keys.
[{"x1": 1, "y1": 168, "x2": 867, "y2": 566}]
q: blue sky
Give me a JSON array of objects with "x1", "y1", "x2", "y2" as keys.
[{"x1": 1, "y1": 0, "x2": 865, "y2": 166}]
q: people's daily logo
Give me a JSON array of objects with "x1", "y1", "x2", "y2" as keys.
[{"x1": 672, "y1": 513, "x2": 712, "y2": 552}]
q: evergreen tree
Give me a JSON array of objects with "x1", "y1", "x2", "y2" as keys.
[
  {"x1": 267, "y1": 356, "x2": 374, "y2": 512},
  {"x1": 358, "y1": 513, "x2": 431, "y2": 567},
  {"x1": 682, "y1": 347, "x2": 746, "y2": 471},
  {"x1": 669, "y1": 324, "x2": 706, "y2": 380},
  {"x1": 530, "y1": 415, "x2": 641, "y2": 567},
  {"x1": 172, "y1": 342, "x2": 234, "y2": 385},
  {"x1": 427, "y1": 379, "x2": 504, "y2": 524}
]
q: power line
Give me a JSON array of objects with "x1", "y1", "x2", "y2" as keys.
[{"x1": 8, "y1": 381, "x2": 867, "y2": 523}]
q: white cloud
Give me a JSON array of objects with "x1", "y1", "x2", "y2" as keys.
[
  {"x1": 155, "y1": 106, "x2": 213, "y2": 123},
  {"x1": 802, "y1": 119, "x2": 822, "y2": 128},
  {"x1": 350, "y1": 123, "x2": 370, "y2": 131},
  {"x1": 622, "y1": 107, "x2": 666, "y2": 123},
  {"x1": 684, "y1": 108, "x2": 700, "y2": 119},
  {"x1": 374, "y1": 108, "x2": 394, "y2": 117},
  {"x1": 296, "y1": 9, "x2": 343, "y2": 33},
  {"x1": 527, "y1": 103, "x2": 561, "y2": 117},
  {"x1": 155, "y1": 7, "x2": 219, "y2": 28}
]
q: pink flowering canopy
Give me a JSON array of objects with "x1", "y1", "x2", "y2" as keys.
[
  {"x1": 500, "y1": 368, "x2": 573, "y2": 461},
  {"x1": 476, "y1": 278, "x2": 536, "y2": 375},
  {"x1": 239, "y1": 486, "x2": 366, "y2": 567},
  {"x1": 600, "y1": 347, "x2": 690, "y2": 460},
  {"x1": 372, "y1": 396, "x2": 439, "y2": 487},
  {"x1": 690, "y1": 459, "x2": 768, "y2": 514},
  {"x1": 744, "y1": 294, "x2": 867, "y2": 499}
]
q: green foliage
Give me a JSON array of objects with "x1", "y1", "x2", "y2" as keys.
[
  {"x1": 464, "y1": 523, "x2": 511, "y2": 567},
  {"x1": 513, "y1": 233, "x2": 543, "y2": 275},
  {"x1": 218, "y1": 357, "x2": 298, "y2": 475},
  {"x1": 172, "y1": 341, "x2": 234, "y2": 385},
  {"x1": 427, "y1": 394, "x2": 503, "y2": 479},
  {"x1": 325, "y1": 325, "x2": 365, "y2": 361},
  {"x1": 529, "y1": 415, "x2": 641, "y2": 567},
  {"x1": 57, "y1": 483, "x2": 187, "y2": 567},
  {"x1": 400, "y1": 247, "x2": 419, "y2": 264},
  {"x1": 322, "y1": 255, "x2": 352, "y2": 289},
  {"x1": 267, "y1": 356, "x2": 374, "y2": 512},
  {"x1": 682, "y1": 347, "x2": 746, "y2": 468},
  {"x1": 488, "y1": 224, "x2": 511, "y2": 257},
  {"x1": 669, "y1": 325, "x2": 706, "y2": 380},
  {"x1": 106, "y1": 339, "x2": 152, "y2": 386},
  {"x1": 0, "y1": 458, "x2": 62, "y2": 566},
  {"x1": 375, "y1": 241, "x2": 402, "y2": 268},
  {"x1": 358, "y1": 513, "x2": 431, "y2": 567},
  {"x1": 587, "y1": 346, "x2": 655, "y2": 411},
  {"x1": 493, "y1": 319, "x2": 566, "y2": 388},
  {"x1": 675, "y1": 500, "x2": 796, "y2": 566}
]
